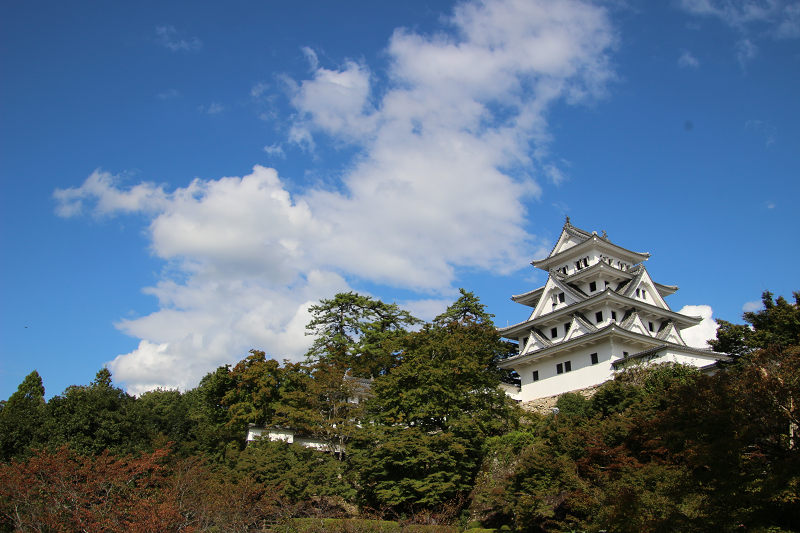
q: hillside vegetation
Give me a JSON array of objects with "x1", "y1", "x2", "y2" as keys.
[{"x1": 1, "y1": 290, "x2": 798, "y2": 532}]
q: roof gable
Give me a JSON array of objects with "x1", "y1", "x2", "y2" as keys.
[
  {"x1": 545, "y1": 217, "x2": 593, "y2": 259},
  {"x1": 531, "y1": 274, "x2": 585, "y2": 320},
  {"x1": 621, "y1": 310, "x2": 650, "y2": 337},
  {"x1": 624, "y1": 267, "x2": 671, "y2": 311},
  {"x1": 563, "y1": 314, "x2": 598, "y2": 342},
  {"x1": 656, "y1": 321, "x2": 686, "y2": 346},
  {"x1": 520, "y1": 329, "x2": 552, "y2": 355}
]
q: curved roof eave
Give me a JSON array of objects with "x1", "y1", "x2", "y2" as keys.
[
  {"x1": 497, "y1": 288, "x2": 702, "y2": 337},
  {"x1": 532, "y1": 236, "x2": 650, "y2": 270}
]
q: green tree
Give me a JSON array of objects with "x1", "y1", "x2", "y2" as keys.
[
  {"x1": 709, "y1": 289, "x2": 800, "y2": 359},
  {"x1": 305, "y1": 292, "x2": 421, "y2": 378},
  {"x1": 233, "y1": 438, "x2": 353, "y2": 506},
  {"x1": 350, "y1": 290, "x2": 518, "y2": 511},
  {"x1": 135, "y1": 388, "x2": 194, "y2": 453},
  {"x1": 274, "y1": 359, "x2": 367, "y2": 458},
  {"x1": 45, "y1": 368, "x2": 147, "y2": 456},
  {"x1": 369, "y1": 290, "x2": 515, "y2": 436},
  {"x1": 0, "y1": 370, "x2": 47, "y2": 461}
]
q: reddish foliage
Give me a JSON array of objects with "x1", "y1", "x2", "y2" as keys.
[{"x1": 0, "y1": 447, "x2": 277, "y2": 532}]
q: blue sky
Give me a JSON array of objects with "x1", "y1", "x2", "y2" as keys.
[{"x1": 2, "y1": 0, "x2": 798, "y2": 399}]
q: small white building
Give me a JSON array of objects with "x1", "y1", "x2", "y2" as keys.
[{"x1": 498, "y1": 218, "x2": 726, "y2": 402}]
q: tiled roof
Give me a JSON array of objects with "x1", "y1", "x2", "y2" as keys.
[
  {"x1": 619, "y1": 308, "x2": 639, "y2": 329},
  {"x1": 510, "y1": 286, "x2": 544, "y2": 303},
  {"x1": 572, "y1": 313, "x2": 599, "y2": 332},
  {"x1": 612, "y1": 344, "x2": 729, "y2": 368},
  {"x1": 542, "y1": 218, "x2": 593, "y2": 259},
  {"x1": 621, "y1": 266, "x2": 646, "y2": 298},
  {"x1": 531, "y1": 329, "x2": 553, "y2": 347},
  {"x1": 550, "y1": 272, "x2": 587, "y2": 302}
]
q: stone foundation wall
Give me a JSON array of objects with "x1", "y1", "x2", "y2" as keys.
[{"x1": 519, "y1": 383, "x2": 604, "y2": 415}]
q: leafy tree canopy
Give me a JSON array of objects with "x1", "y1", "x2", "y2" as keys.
[
  {"x1": 305, "y1": 292, "x2": 421, "y2": 378},
  {"x1": 709, "y1": 289, "x2": 800, "y2": 358},
  {"x1": 0, "y1": 371, "x2": 46, "y2": 461}
]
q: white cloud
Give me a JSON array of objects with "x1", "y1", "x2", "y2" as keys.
[
  {"x1": 678, "y1": 0, "x2": 784, "y2": 29},
  {"x1": 678, "y1": 304, "x2": 719, "y2": 349},
  {"x1": 204, "y1": 102, "x2": 225, "y2": 115},
  {"x1": 264, "y1": 143, "x2": 286, "y2": 157},
  {"x1": 736, "y1": 38, "x2": 758, "y2": 67},
  {"x1": 677, "y1": 0, "x2": 799, "y2": 64},
  {"x1": 775, "y1": 2, "x2": 800, "y2": 37},
  {"x1": 53, "y1": 170, "x2": 168, "y2": 218},
  {"x1": 57, "y1": 0, "x2": 617, "y2": 393},
  {"x1": 544, "y1": 164, "x2": 569, "y2": 185},
  {"x1": 157, "y1": 89, "x2": 181, "y2": 100},
  {"x1": 742, "y1": 300, "x2": 762, "y2": 311},
  {"x1": 678, "y1": 49, "x2": 700, "y2": 68},
  {"x1": 155, "y1": 26, "x2": 202, "y2": 53},
  {"x1": 746, "y1": 119, "x2": 777, "y2": 145},
  {"x1": 251, "y1": 82, "x2": 270, "y2": 98}
]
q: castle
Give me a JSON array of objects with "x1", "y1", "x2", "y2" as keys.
[{"x1": 498, "y1": 218, "x2": 726, "y2": 403}]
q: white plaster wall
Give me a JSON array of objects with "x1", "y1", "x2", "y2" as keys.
[
  {"x1": 651, "y1": 351, "x2": 720, "y2": 368},
  {"x1": 516, "y1": 343, "x2": 615, "y2": 401},
  {"x1": 246, "y1": 427, "x2": 295, "y2": 443}
]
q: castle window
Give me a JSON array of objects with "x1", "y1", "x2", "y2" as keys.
[
  {"x1": 556, "y1": 363, "x2": 563, "y2": 374},
  {"x1": 595, "y1": 311, "x2": 603, "y2": 323},
  {"x1": 649, "y1": 322, "x2": 654, "y2": 332},
  {"x1": 636, "y1": 289, "x2": 640, "y2": 297},
  {"x1": 558, "y1": 292, "x2": 565, "y2": 303},
  {"x1": 591, "y1": 353, "x2": 598, "y2": 365},
  {"x1": 551, "y1": 327, "x2": 558, "y2": 339},
  {"x1": 589, "y1": 281, "x2": 597, "y2": 292},
  {"x1": 564, "y1": 323, "x2": 571, "y2": 335},
  {"x1": 564, "y1": 361, "x2": 572, "y2": 372},
  {"x1": 642, "y1": 290, "x2": 647, "y2": 300},
  {"x1": 532, "y1": 370, "x2": 539, "y2": 382},
  {"x1": 623, "y1": 351, "x2": 629, "y2": 357},
  {"x1": 605, "y1": 281, "x2": 610, "y2": 288},
  {"x1": 611, "y1": 311, "x2": 617, "y2": 320}
]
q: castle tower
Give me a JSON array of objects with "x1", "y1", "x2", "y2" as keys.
[{"x1": 498, "y1": 218, "x2": 725, "y2": 402}]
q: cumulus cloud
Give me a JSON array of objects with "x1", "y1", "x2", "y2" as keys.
[
  {"x1": 56, "y1": 0, "x2": 618, "y2": 393},
  {"x1": 678, "y1": 49, "x2": 700, "y2": 67},
  {"x1": 678, "y1": 304, "x2": 719, "y2": 349},
  {"x1": 155, "y1": 26, "x2": 202, "y2": 53}
]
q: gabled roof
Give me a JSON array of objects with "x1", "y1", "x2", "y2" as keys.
[
  {"x1": 498, "y1": 288, "x2": 702, "y2": 337},
  {"x1": 533, "y1": 219, "x2": 650, "y2": 271},
  {"x1": 655, "y1": 320, "x2": 686, "y2": 346}
]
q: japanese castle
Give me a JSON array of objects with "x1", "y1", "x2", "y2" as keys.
[{"x1": 498, "y1": 218, "x2": 725, "y2": 402}]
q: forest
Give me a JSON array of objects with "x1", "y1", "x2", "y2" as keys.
[{"x1": 1, "y1": 289, "x2": 798, "y2": 533}]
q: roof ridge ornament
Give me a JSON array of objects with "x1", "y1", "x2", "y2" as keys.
[{"x1": 565, "y1": 215, "x2": 570, "y2": 226}]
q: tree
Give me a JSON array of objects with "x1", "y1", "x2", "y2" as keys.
[
  {"x1": 0, "y1": 370, "x2": 47, "y2": 461},
  {"x1": 709, "y1": 289, "x2": 800, "y2": 359},
  {"x1": 136, "y1": 388, "x2": 195, "y2": 454},
  {"x1": 369, "y1": 290, "x2": 515, "y2": 436},
  {"x1": 45, "y1": 368, "x2": 147, "y2": 456},
  {"x1": 274, "y1": 359, "x2": 367, "y2": 458},
  {"x1": 305, "y1": 292, "x2": 421, "y2": 378},
  {"x1": 349, "y1": 291, "x2": 518, "y2": 511}
]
